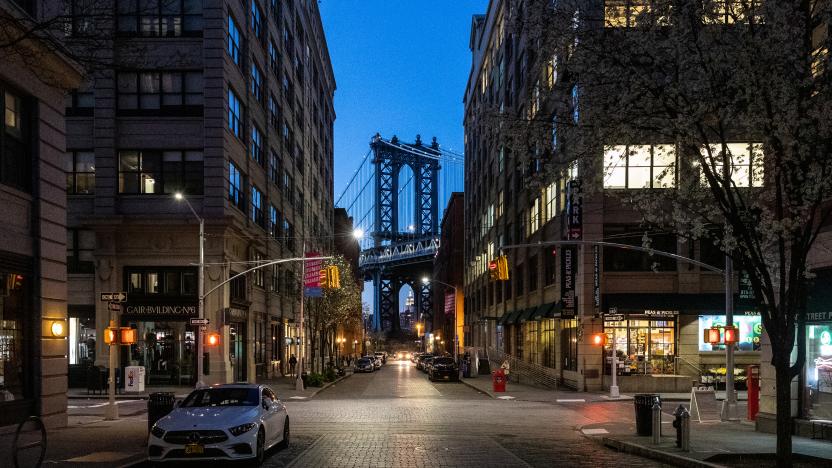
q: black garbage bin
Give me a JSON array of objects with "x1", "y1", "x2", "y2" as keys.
[
  {"x1": 634, "y1": 393, "x2": 661, "y2": 436},
  {"x1": 148, "y1": 392, "x2": 176, "y2": 433}
]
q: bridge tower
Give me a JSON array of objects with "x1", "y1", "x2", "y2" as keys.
[{"x1": 367, "y1": 134, "x2": 440, "y2": 332}]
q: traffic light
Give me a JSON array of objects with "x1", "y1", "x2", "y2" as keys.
[
  {"x1": 496, "y1": 255, "x2": 509, "y2": 280},
  {"x1": 723, "y1": 325, "x2": 739, "y2": 344},
  {"x1": 120, "y1": 327, "x2": 137, "y2": 345},
  {"x1": 488, "y1": 260, "x2": 499, "y2": 280},
  {"x1": 591, "y1": 333, "x2": 606, "y2": 346},
  {"x1": 205, "y1": 332, "x2": 220, "y2": 346},
  {"x1": 103, "y1": 327, "x2": 117, "y2": 345},
  {"x1": 704, "y1": 327, "x2": 721, "y2": 345},
  {"x1": 320, "y1": 266, "x2": 341, "y2": 289}
]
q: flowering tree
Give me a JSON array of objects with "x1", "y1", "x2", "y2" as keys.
[{"x1": 495, "y1": 1, "x2": 832, "y2": 465}]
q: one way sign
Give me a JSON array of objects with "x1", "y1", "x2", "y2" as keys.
[{"x1": 100, "y1": 292, "x2": 127, "y2": 302}]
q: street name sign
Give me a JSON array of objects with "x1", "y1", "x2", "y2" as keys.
[
  {"x1": 108, "y1": 303, "x2": 122, "y2": 312},
  {"x1": 190, "y1": 318, "x2": 209, "y2": 326},
  {"x1": 100, "y1": 292, "x2": 127, "y2": 302}
]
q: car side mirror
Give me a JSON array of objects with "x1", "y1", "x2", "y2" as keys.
[
  {"x1": 262, "y1": 400, "x2": 269, "y2": 410},
  {"x1": 174, "y1": 399, "x2": 182, "y2": 408}
]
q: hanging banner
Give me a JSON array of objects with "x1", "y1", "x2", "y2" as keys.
[
  {"x1": 561, "y1": 245, "x2": 578, "y2": 318},
  {"x1": 566, "y1": 180, "x2": 583, "y2": 240},
  {"x1": 444, "y1": 292, "x2": 455, "y2": 316},
  {"x1": 593, "y1": 245, "x2": 600, "y2": 313},
  {"x1": 304, "y1": 251, "x2": 323, "y2": 297}
]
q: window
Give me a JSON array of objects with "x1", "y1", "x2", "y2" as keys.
[
  {"x1": 229, "y1": 160, "x2": 245, "y2": 211},
  {"x1": 268, "y1": 39, "x2": 279, "y2": 74},
  {"x1": 544, "y1": 249, "x2": 556, "y2": 286},
  {"x1": 561, "y1": 319, "x2": 579, "y2": 371},
  {"x1": 250, "y1": 185, "x2": 265, "y2": 228},
  {"x1": 604, "y1": 144, "x2": 676, "y2": 189},
  {"x1": 270, "y1": 265, "x2": 280, "y2": 292},
  {"x1": 604, "y1": 0, "x2": 656, "y2": 27},
  {"x1": 544, "y1": 182, "x2": 557, "y2": 220},
  {"x1": 125, "y1": 267, "x2": 197, "y2": 296},
  {"x1": 251, "y1": 0, "x2": 263, "y2": 41},
  {"x1": 227, "y1": 14, "x2": 242, "y2": 65},
  {"x1": 546, "y1": 55, "x2": 558, "y2": 89},
  {"x1": 230, "y1": 274, "x2": 247, "y2": 303},
  {"x1": 269, "y1": 205, "x2": 279, "y2": 237},
  {"x1": 65, "y1": 85, "x2": 94, "y2": 117},
  {"x1": 268, "y1": 94, "x2": 279, "y2": 129},
  {"x1": 2, "y1": 88, "x2": 30, "y2": 192},
  {"x1": 66, "y1": 0, "x2": 96, "y2": 37},
  {"x1": 118, "y1": 150, "x2": 203, "y2": 194},
  {"x1": 228, "y1": 87, "x2": 243, "y2": 137},
  {"x1": 699, "y1": 143, "x2": 763, "y2": 188},
  {"x1": 285, "y1": 221, "x2": 295, "y2": 251},
  {"x1": 571, "y1": 85, "x2": 580, "y2": 123},
  {"x1": 269, "y1": 150, "x2": 279, "y2": 184},
  {"x1": 117, "y1": 0, "x2": 202, "y2": 37},
  {"x1": 116, "y1": 71, "x2": 202, "y2": 115},
  {"x1": 528, "y1": 198, "x2": 540, "y2": 235},
  {"x1": 528, "y1": 255, "x2": 538, "y2": 292},
  {"x1": 603, "y1": 226, "x2": 677, "y2": 271},
  {"x1": 702, "y1": 0, "x2": 763, "y2": 25},
  {"x1": 67, "y1": 229, "x2": 95, "y2": 274},
  {"x1": 250, "y1": 125, "x2": 264, "y2": 165},
  {"x1": 496, "y1": 190, "x2": 504, "y2": 219},
  {"x1": 498, "y1": 146, "x2": 505, "y2": 173},
  {"x1": 251, "y1": 62, "x2": 263, "y2": 103},
  {"x1": 251, "y1": 251, "x2": 265, "y2": 288},
  {"x1": 66, "y1": 150, "x2": 95, "y2": 194}
]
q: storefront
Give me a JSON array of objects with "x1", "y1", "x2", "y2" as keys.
[
  {"x1": 603, "y1": 311, "x2": 677, "y2": 375},
  {"x1": 0, "y1": 263, "x2": 34, "y2": 426},
  {"x1": 805, "y1": 268, "x2": 832, "y2": 420},
  {"x1": 121, "y1": 267, "x2": 198, "y2": 386}
]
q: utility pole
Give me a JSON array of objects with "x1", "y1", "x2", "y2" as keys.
[{"x1": 296, "y1": 239, "x2": 306, "y2": 391}]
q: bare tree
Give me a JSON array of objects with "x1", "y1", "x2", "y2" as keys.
[{"x1": 491, "y1": 1, "x2": 832, "y2": 465}]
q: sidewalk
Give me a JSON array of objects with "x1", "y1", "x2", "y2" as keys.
[
  {"x1": 257, "y1": 371, "x2": 353, "y2": 400},
  {"x1": 582, "y1": 417, "x2": 832, "y2": 468},
  {"x1": 459, "y1": 374, "x2": 747, "y2": 403}
]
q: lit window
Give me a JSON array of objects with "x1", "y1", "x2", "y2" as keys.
[
  {"x1": 702, "y1": 0, "x2": 763, "y2": 25},
  {"x1": 67, "y1": 151, "x2": 95, "y2": 194},
  {"x1": 228, "y1": 87, "x2": 243, "y2": 137},
  {"x1": 603, "y1": 144, "x2": 676, "y2": 189},
  {"x1": 529, "y1": 198, "x2": 541, "y2": 235},
  {"x1": 699, "y1": 143, "x2": 764, "y2": 188},
  {"x1": 227, "y1": 14, "x2": 241, "y2": 64},
  {"x1": 545, "y1": 182, "x2": 558, "y2": 220}
]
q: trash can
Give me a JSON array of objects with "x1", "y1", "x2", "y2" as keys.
[
  {"x1": 148, "y1": 392, "x2": 176, "y2": 433},
  {"x1": 461, "y1": 358, "x2": 471, "y2": 378},
  {"x1": 634, "y1": 393, "x2": 661, "y2": 436}
]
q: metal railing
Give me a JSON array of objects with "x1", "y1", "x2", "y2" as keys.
[
  {"x1": 358, "y1": 237, "x2": 440, "y2": 267},
  {"x1": 487, "y1": 347, "x2": 560, "y2": 389},
  {"x1": 674, "y1": 356, "x2": 704, "y2": 382}
]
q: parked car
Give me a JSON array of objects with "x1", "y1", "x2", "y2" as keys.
[
  {"x1": 364, "y1": 355, "x2": 382, "y2": 369},
  {"x1": 429, "y1": 357, "x2": 459, "y2": 382},
  {"x1": 421, "y1": 356, "x2": 436, "y2": 373},
  {"x1": 147, "y1": 384, "x2": 289, "y2": 465},
  {"x1": 355, "y1": 358, "x2": 375, "y2": 373},
  {"x1": 374, "y1": 351, "x2": 387, "y2": 364},
  {"x1": 415, "y1": 353, "x2": 434, "y2": 370},
  {"x1": 410, "y1": 352, "x2": 423, "y2": 363}
]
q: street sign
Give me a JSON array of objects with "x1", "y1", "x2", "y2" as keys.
[
  {"x1": 200, "y1": 325, "x2": 207, "y2": 332},
  {"x1": 100, "y1": 292, "x2": 127, "y2": 302},
  {"x1": 108, "y1": 303, "x2": 121, "y2": 312},
  {"x1": 189, "y1": 318, "x2": 209, "y2": 326}
]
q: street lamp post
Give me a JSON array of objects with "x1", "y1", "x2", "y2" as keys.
[
  {"x1": 421, "y1": 277, "x2": 459, "y2": 363},
  {"x1": 175, "y1": 193, "x2": 205, "y2": 388}
]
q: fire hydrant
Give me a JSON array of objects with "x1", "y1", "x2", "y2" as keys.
[{"x1": 672, "y1": 405, "x2": 690, "y2": 451}]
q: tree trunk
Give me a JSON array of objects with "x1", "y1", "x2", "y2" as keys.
[{"x1": 774, "y1": 351, "x2": 793, "y2": 468}]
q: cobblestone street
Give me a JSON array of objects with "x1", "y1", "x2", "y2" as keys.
[{"x1": 259, "y1": 360, "x2": 669, "y2": 467}]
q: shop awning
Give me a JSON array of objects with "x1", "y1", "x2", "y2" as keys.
[
  {"x1": 517, "y1": 308, "x2": 538, "y2": 323},
  {"x1": 498, "y1": 309, "x2": 519, "y2": 326},
  {"x1": 532, "y1": 303, "x2": 557, "y2": 320},
  {"x1": 602, "y1": 293, "x2": 755, "y2": 314},
  {"x1": 500, "y1": 308, "x2": 524, "y2": 325}
]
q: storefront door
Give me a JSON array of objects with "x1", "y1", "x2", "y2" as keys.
[{"x1": 229, "y1": 322, "x2": 247, "y2": 382}]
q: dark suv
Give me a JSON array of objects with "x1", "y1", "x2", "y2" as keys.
[
  {"x1": 429, "y1": 357, "x2": 458, "y2": 382},
  {"x1": 415, "y1": 353, "x2": 434, "y2": 371}
]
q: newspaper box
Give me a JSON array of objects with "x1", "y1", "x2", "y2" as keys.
[{"x1": 125, "y1": 366, "x2": 145, "y2": 392}]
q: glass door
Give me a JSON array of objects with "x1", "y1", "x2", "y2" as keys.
[{"x1": 229, "y1": 322, "x2": 247, "y2": 382}]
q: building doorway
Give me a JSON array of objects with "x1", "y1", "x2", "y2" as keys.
[{"x1": 229, "y1": 322, "x2": 247, "y2": 382}]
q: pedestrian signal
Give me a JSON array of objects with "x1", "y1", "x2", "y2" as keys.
[
  {"x1": 488, "y1": 260, "x2": 499, "y2": 280},
  {"x1": 591, "y1": 333, "x2": 606, "y2": 346},
  {"x1": 205, "y1": 332, "x2": 220, "y2": 346}
]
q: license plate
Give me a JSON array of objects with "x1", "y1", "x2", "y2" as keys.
[{"x1": 184, "y1": 443, "x2": 204, "y2": 455}]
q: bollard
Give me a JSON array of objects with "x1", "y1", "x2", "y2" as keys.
[
  {"x1": 651, "y1": 402, "x2": 662, "y2": 444},
  {"x1": 680, "y1": 407, "x2": 691, "y2": 452}
]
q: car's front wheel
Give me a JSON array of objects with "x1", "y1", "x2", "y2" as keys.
[{"x1": 254, "y1": 427, "x2": 265, "y2": 465}]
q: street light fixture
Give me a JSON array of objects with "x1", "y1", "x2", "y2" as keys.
[
  {"x1": 353, "y1": 228, "x2": 364, "y2": 239},
  {"x1": 421, "y1": 276, "x2": 460, "y2": 363},
  {"x1": 174, "y1": 192, "x2": 205, "y2": 388}
]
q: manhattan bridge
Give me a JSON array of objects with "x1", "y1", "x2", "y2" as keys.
[{"x1": 336, "y1": 134, "x2": 464, "y2": 332}]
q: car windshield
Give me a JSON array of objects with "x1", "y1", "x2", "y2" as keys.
[
  {"x1": 180, "y1": 388, "x2": 259, "y2": 407},
  {"x1": 433, "y1": 358, "x2": 454, "y2": 365},
  {"x1": 357, "y1": 359, "x2": 371, "y2": 365}
]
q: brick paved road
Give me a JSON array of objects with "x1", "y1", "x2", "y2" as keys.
[{"x1": 259, "y1": 360, "x2": 671, "y2": 467}]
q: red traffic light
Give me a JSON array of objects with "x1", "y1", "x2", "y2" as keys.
[
  {"x1": 205, "y1": 332, "x2": 220, "y2": 346},
  {"x1": 488, "y1": 260, "x2": 497, "y2": 271},
  {"x1": 591, "y1": 333, "x2": 606, "y2": 346},
  {"x1": 704, "y1": 327, "x2": 721, "y2": 345}
]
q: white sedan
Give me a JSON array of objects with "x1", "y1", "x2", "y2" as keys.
[{"x1": 147, "y1": 384, "x2": 289, "y2": 464}]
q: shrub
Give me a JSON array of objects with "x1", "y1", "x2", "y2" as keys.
[
  {"x1": 305, "y1": 372, "x2": 325, "y2": 387},
  {"x1": 324, "y1": 367, "x2": 337, "y2": 382}
]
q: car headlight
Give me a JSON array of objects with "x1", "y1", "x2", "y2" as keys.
[
  {"x1": 150, "y1": 424, "x2": 166, "y2": 439},
  {"x1": 228, "y1": 422, "x2": 257, "y2": 437}
]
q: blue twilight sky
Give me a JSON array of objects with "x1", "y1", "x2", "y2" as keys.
[{"x1": 319, "y1": 0, "x2": 488, "y2": 198}]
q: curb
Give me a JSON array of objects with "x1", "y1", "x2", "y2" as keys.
[
  {"x1": 302, "y1": 372, "x2": 353, "y2": 398},
  {"x1": 460, "y1": 377, "x2": 498, "y2": 398},
  {"x1": 601, "y1": 437, "x2": 726, "y2": 468}
]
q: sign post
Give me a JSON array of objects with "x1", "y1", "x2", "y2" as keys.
[{"x1": 99, "y1": 292, "x2": 126, "y2": 420}]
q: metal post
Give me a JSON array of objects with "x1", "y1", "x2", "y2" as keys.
[
  {"x1": 610, "y1": 355, "x2": 620, "y2": 398},
  {"x1": 197, "y1": 217, "x2": 204, "y2": 387},
  {"x1": 453, "y1": 286, "x2": 459, "y2": 364},
  {"x1": 105, "y1": 318, "x2": 118, "y2": 420},
  {"x1": 652, "y1": 402, "x2": 662, "y2": 445},
  {"x1": 681, "y1": 408, "x2": 691, "y2": 452},
  {"x1": 722, "y1": 255, "x2": 737, "y2": 421},
  {"x1": 296, "y1": 240, "x2": 306, "y2": 391}
]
